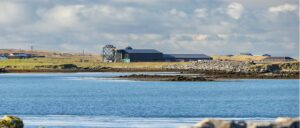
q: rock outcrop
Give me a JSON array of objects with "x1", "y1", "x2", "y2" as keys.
[
  {"x1": 118, "y1": 74, "x2": 213, "y2": 81},
  {"x1": 0, "y1": 68, "x2": 6, "y2": 73}
]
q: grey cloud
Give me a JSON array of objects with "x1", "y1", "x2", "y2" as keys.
[
  {"x1": 226, "y1": 2, "x2": 244, "y2": 20},
  {"x1": 269, "y1": 3, "x2": 298, "y2": 13},
  {"x1": 0, "y1": 0, "x2": 298, "y2": 58}
]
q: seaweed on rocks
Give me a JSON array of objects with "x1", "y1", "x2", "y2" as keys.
[{"x1": 117, "y1": 74, "x2": 213, "y2": 81}]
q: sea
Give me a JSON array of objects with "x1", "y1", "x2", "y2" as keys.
[{"x1": 0, "y1": 72, "x2": 299, "y2": 128}]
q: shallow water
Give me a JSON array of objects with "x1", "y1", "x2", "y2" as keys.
[{"x1": 0, "y1": 72, "x2": 298, "y2": 127}]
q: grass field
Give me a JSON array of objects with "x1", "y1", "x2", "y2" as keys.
[
  {"x1": 0, "y1": 57, "x2": 190, "y2": 70},
  {"x1": 0, "y1": 57, "x2": 98, "y2": 69},
  {"x1": 0, "y1": 55, "x2": 298, "y2": 71},
  {"x1": 211, "y1": 55, "x2": 269, "y2": 61}
]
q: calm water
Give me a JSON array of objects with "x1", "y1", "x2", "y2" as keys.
[{"x1": 0, "y1": 73, "x2": 299, "y2": 128}]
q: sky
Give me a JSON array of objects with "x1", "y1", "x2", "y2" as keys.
[{"x1": 0, "y1": 0, "x2": 299, "y2": 57}]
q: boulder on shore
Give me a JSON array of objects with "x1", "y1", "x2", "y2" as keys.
[
  {"x1": 0, "y1": 115, "x2": 24, "y2": 128},
  {"x1": 189, "y1": 117, "x2": 299, "y2": 128},
  {"x1": 193, "y1": 119, "x2": 230, "y2": 128}
]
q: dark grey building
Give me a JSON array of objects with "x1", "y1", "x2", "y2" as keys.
[
  {"x1": 163, "y1": 54, "x2": 212, "y2": 62},
  {"x1": 262, "y1": 54, "x2": 271, "y2": 57},
  {"x1": 115, "y1": 46, "x2": 212, "y2": 62},
  {"x1": 8, "y1": 53, "x2": 32, "y2": 59},
  {"x1": 116, "y1": 48, "x2": 163, "y2": 62},
  {"x1": 240, "y1": 53, "x2": 253, "y2": 56}
]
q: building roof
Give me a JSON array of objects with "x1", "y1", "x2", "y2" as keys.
[
  {"x1": 163, "y1": 54, "x2": 211, "y2": 59},
  {"x1": 12, "y1": 53, "x2": 32, "y2": 57},
  {"x1": 240, "y1": 53, "x2": 253, "y2": 56},
  {"x1": 124, "y1": 49, "x2": 162, "y2": 54},
  {"x1": 262, "y1": 54, "x2": 271, "y2": 56}
]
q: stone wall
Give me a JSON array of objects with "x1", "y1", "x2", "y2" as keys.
[
  {"x1": 164, "y1": 61, "x2": 252, "y2": 72},
  {"x1": 164, "y1": 61, "x2": 299, "y2": 73}
]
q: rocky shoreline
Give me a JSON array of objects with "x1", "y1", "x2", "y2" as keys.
[
  {"x1": 184, "y1": 70, "x2": 299, "y2": 79},
  {"x1": 187, "y1": 117, "x2": 299, "y2": 128},
  {"x1": 1, "y1": 61, "x2": 299, "y2": 80},
  {"x1": 116, "y1": 71, "x2": 299, "y2": 81},
  {"x1": 1, "y1": 115, "x2": 299, "y2": 128},
  {"x1": 1, "y1": 68, "x2": 299, "y2": 80}
]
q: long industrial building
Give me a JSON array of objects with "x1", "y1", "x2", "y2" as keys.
[
  {"x1": 163, "y1": 54, "x2": 212, "y2": 62},
  {"x1": 103, "y1": 46, "x2": 212, "y2": 62},
  {"x1": 116, "y1": 48, "x2": 163, "y2": 62}
]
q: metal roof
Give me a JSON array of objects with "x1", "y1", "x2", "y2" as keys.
[
  {"x1": 262, "y1": 54, "x2": 271, "y2": 56},
  {"x1": 124, "y1": 49, "x2": 162, "y2": 54},
  {"x1": 163, "y1": 54, "x2": 211, "y2": 59},
  {"x1": 240, "y1": 53, "x2": 253, "y2": 56}
]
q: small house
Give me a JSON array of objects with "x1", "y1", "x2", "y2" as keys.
[
  {"x1": 262, "y1": 54, "x2": 271, "y2": 57},
  {"x1": 240, "y1": 53, "x2": 253, "y2": 56},
  {"x1": 9, "y1": 53, "x2": 32, "y2": 59},
  {"x1": 0, "y1": 56, "x2": 7, "y2": 60}
]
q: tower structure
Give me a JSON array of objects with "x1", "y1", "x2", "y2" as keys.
[{"x1": 102, "y1": 44, "x2": 116, "y2": 62}]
